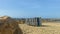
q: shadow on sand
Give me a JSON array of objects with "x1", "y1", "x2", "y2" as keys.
[
  {"x1": 40, "y1": 25, "x2": 51, "y2": 27},
  {"x1": 13, "y1": 27, "x2": 23, "y2": 34}
]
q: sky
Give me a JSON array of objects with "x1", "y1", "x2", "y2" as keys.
[{"x1": 0, "y1": 0, "x2": 60, "y2": 18}]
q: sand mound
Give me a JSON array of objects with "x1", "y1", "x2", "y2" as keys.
[{"x1": 0, "y1": 16, "x2": 23, "y2": 34}]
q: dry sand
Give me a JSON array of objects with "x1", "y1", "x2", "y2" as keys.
[{"x1": 19, "y1": 22, "x2": 60, "y2": 34}]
